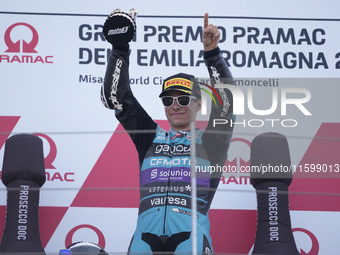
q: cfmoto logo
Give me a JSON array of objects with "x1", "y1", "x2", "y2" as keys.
[{"x1": 5, "y1": 23, "x2": 39, "y2": 53}]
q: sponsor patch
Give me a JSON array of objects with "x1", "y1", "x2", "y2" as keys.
[{"x1": 164, "y1": 78, "x2": 193, "y2": 90}]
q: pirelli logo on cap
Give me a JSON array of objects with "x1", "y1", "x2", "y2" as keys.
[{"x1": 164, "y1": 78, "x2": 193, "y2": 90}]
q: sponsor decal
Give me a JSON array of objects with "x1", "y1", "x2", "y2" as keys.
[
  {"x1": 5, "y1": 23, "x2": 38, "y2": 53},
  {"x1": 108, "y1": 26, "x2": 129, "y2": 35},
  {"x1": 148, "y1": 185, "x2": 192, "y2": 193},
  {"x1": 164, "y1": 78, "x2": 192, "y2": 89},
  {"x1": 150, "y1": 158, "x2": 190, "y2": 167},
  {"x1": 150, "y1": 196, "x2": 187, "y2": 206},
  {"x1": 171, "y1": 208, "x2": 198, "y2": 218},
  {"x1": 1, "y1": 23, "x2": 53, "y2": 63},
  {"x1": 154, "y1": 144, "x2": 190, "y2": 155},
  {"x1": 151, "y1": 169, "x2": 158, "y2": 179},
  {"x1": 171, "y1": 132, "x2": 184, "y2": 140},
  {"x1": 109, "y1": 58, "x2": 123, "y2": 110},
  {"x1": 149, "y1": 168, "x2": 191, "y2": 181}
]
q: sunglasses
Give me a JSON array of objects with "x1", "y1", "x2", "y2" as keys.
[{"x1": 161, "y1": 95, "x2": 197, "y2": 107}]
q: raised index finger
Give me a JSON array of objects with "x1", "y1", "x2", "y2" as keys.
[{"x1": 204, "y1": 13, "x2": 209, "y2": 29}]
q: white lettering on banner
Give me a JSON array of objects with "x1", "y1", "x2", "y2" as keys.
[
  {"x1": 17, "y1": 185, "x2": 29, "y2": 240},
  {"x1": 268, "y1": 187, "x2": 279, "y2": 241},
  {"x1": 150, "y1": 197, "x2": 187, "y2": 206}
]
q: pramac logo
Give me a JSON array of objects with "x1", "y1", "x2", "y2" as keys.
[
  {"x1": 5, "y1": 23, "x2": 39, "y2": 53},
  {"x1": 0, "y1": 22, "x2": 53, "y2": 63},
  {"x1": 33, "y1": 133, "x2": 75, "y2": 182},
  {"x1": 293, "y1": 228, "x2": 319, "y2": 255}
]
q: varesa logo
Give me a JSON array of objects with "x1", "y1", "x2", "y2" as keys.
[{"x1": 0, "y1": 22, "x2": 53, "y2": 63}]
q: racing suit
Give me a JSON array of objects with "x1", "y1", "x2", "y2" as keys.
[{"x1": 101, "y1": 45, "x2": 234, "y2": 254}]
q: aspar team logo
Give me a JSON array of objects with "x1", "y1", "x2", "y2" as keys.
[{"x1": 0, "y1": 22, "x2": 53, "y2": 63}]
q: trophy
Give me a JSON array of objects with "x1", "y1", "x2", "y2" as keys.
[{"x1": 103, "y1": 8, "x2": 137, "y2": 46}]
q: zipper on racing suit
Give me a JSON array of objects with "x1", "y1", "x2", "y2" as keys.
[
  {"x1": 162, "y1": 132, "x2": 174, "y2": 234},
  {"x1": 163, "y1": 167, "x2": 172, "y2": 234}
]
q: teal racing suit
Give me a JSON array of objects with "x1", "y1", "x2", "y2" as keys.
[{"x1": 101, "y1": 45, "x2": 234, "y2": 254}]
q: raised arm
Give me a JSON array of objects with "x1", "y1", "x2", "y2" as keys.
[
  {"x1": 100, "y1": 9, "x2": 157, "y2": 163},
  {"x1": 202, "y1": 13, "x2": 235, "y2": 165}
]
